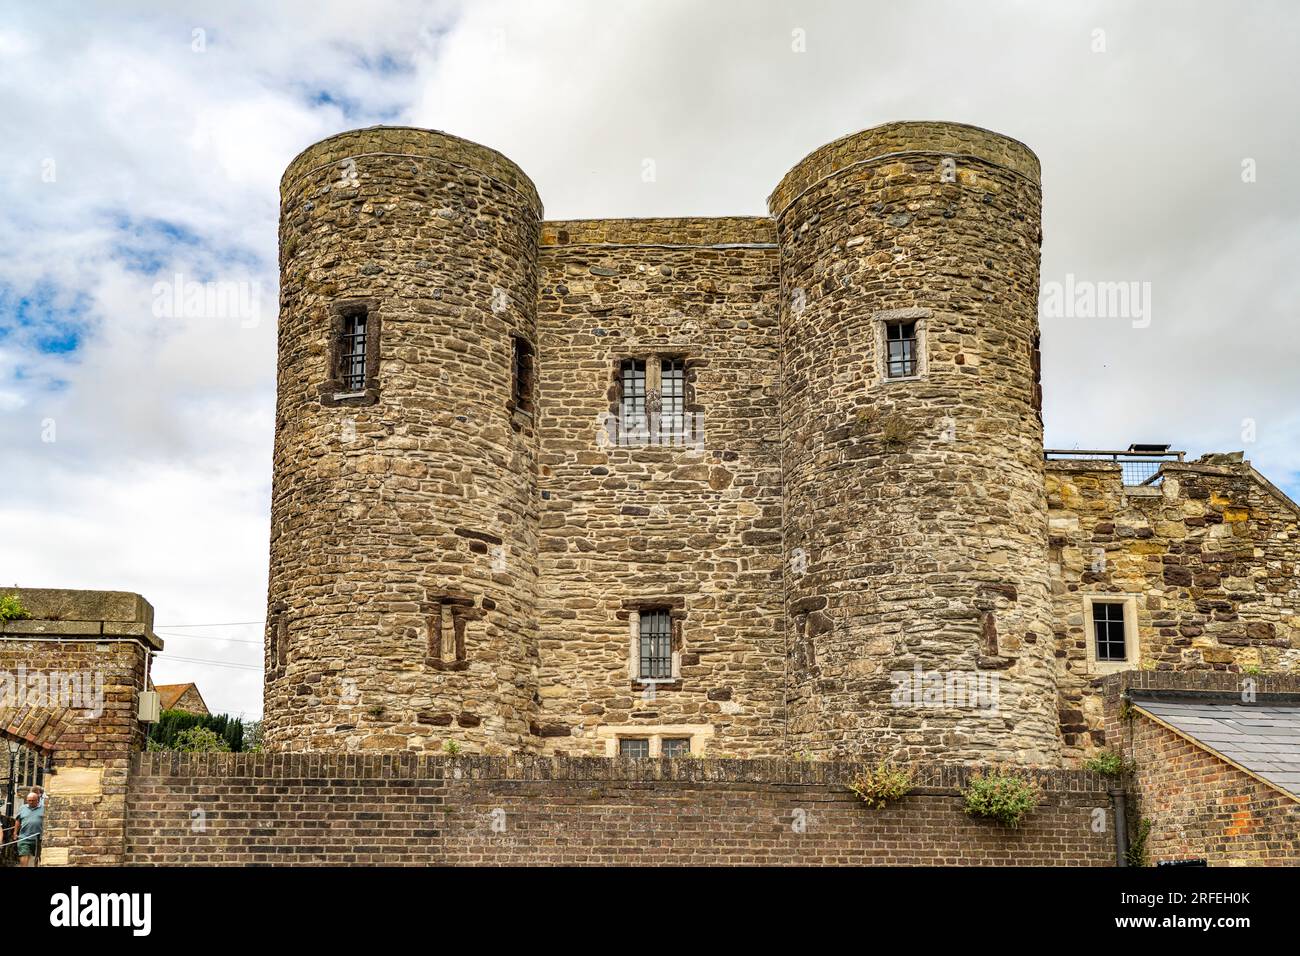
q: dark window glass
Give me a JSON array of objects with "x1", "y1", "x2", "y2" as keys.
[
  {"x1": 620, "y1": 358, "x2": 646, "y2": 436},
  {"x1": 1092, "y1": 602, "x2": 1127, "y2": 661},
  {"x1": 340, "y1": 309, "x2": 368, "y2": 392},
  {"x1": 512, "y1": 336, "x2": 535, "y2": 413},
  {"x1": 885, "y1": 321, "x2": 917, "y2": 378},
  {"x1": 661, "y1": 357, "x2": 685, "y2": 442},
  {"x1": 619, "y1": 738, "x2": 650, "y2": 758},
  {"x1": 639, "y1": 609, "x2": 673, "y2": 680},
  {"x1": 661, "y1": 737, "x2": 691, "y2": 758}
]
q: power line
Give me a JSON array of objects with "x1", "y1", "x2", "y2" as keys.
[
  {"x1": 154, "y1": 620, "x2": 265, "y2": 628},
  {"x1": 156, "y1": 631, "x2": 262, "y2": 646},
  {"x1": 154, "y1": 654, "x2": 263, "y2": 671}
]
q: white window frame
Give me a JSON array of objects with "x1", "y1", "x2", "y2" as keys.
[{"x1": 1082, "y1": 594, "x2": 1140, "y2": 674}]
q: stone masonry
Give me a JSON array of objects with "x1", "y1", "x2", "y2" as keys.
[{"x1": 266, "y1": 121, "x2": 1300, "y2": 767}]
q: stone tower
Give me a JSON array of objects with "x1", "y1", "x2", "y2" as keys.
[
  {"x1": 266, "y1": 128, "x2": 542, "y2": 752},
  {"x1": 771, "y1": 122, "x2": 1060, "y2": 764}
]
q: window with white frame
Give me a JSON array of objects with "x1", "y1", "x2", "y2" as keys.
[{"x1": 1083, "y1": 595, "x2": 1140, "y2": 673}]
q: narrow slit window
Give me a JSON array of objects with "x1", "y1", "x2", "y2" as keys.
[
  {"x1": 618, "y1": 738, "x2": 650, "y2": 758},
  {"x1": 1092, "y1": 602, "x2": 1127, "y2": 662},
  {"x1": 885, "y1": 321, "x2": 918, "y2": 378},
  {"x1": 660, "y1": 357, "x2": 685, "y2": 442},
  {"x1": 639, "y1": 608, "x2": 673, "y2": 680},
  {"x1": 512, "y1": 335, "x2": 535, "y2": 414},
  {"x1": 620, "y1": 358, "x2": 646, "y2": 438},
  {"x1": 339, "y1": 308, "x2": 368, "y2": 392}
]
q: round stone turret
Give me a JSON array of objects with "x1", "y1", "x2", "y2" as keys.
[
  {"x1": 771, "y1": 121, "x2": 1059, "y2": 764},
  {"x1": 266, "y1": 127, "x2": 542, "y2": 752}
]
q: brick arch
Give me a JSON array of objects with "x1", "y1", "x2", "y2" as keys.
[{"x1": 0, "y1": 703, "x2": 75, "y2": 754}]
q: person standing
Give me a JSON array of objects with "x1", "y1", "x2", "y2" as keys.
[{"x1": 13, "y1": 791, "x2": 43, "y2": 867}]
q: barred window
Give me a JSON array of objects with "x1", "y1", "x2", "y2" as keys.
[
  {"x1": 639, "y1": 608, "x2": 673, "y2": 680},
  {"x1": 339, "y1": 308, "x2": 369, "y2": 392},
  {"x1": 618, "y1": 737, "x2": 650, "y2": 758},
  {"x1": 660, "y1": 357, "x2": 685, "y2": 440},
  {"x1": 885, "y1": 320, "x2": 917, "y2": 378},
  {"x1": 661, "y1": 737, "x2": 691, "y2": 758},
  {"x1": 620, "y1": 358, "x2": 646, "y2": 434},
  {"x1": 1092, "y1": 602, "x2": 1127, "y2": 662}
]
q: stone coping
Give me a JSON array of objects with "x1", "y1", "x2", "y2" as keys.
[
  {"x1": 0, "y1": 588, "x2": 161, "y2": 650},
  {"x1": 280, "y1": 125, "x2": 543, "y2": 217},
  {"x1": 132, "y1": 752, "x2": 1111, "y2": 792},
  {"x1": 768, "y1": 120, "x2": 1041, "y2": 217},
  {"x1": 541, "y1": 217, "x2": 777, "y2": 248},
  {"x1": 1104, "y1": 669, "x2": 1300, "y2": 698}
]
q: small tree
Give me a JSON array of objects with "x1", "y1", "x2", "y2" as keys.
[{"x1": 172, "y1": 726, "x2": 231, "y2": 753}]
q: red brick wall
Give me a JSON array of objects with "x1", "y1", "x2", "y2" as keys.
[
  {"x1": 1123, "y1": 713, "x2": 1300, "y2": 865},
  {"x1": 126, "y1": 755, "x2": 1115, "y2": 866}
]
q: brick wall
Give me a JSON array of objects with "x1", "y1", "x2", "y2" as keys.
[
  {"x1": 125, "y1": 754, "x2": 1115, "y2": 866},
  {"x1": 1103, "y1": 671, "x2": 1300, "y2": 866},
  {"x1": 1, "y1": 589, "x2": 157, "y2": 865}
]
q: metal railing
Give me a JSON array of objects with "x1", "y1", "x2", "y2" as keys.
[{"x1": 1044, "y1": 448, "x2": 1186, "y2": 487}]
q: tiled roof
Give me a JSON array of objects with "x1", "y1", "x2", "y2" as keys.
[
  {"x1": 1134, "y1": 694, "x2": 1300, "y2": 799},
  {"x1": 154, "y1": 683, "x2": 198, "y2": 711}
]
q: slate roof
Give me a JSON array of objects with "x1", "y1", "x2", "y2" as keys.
[{"x1": 1133, "y1": 693, "x2": 1300, "y2": 800}]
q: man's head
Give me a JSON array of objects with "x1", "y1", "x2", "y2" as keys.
[{"x1": 24, "y1": 791, "x2": 39, "y2": 808}]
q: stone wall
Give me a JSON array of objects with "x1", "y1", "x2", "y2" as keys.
[
  {"x1": 532, "y1": 218, "x2": 785, "y2": 756},
  {"x1": 774, "y1": 122, "x2": 1058, "y2": 763},
  {"x1": 125, "y1": 753, "x2": 1115, "y2": 866},
  {"x1": 0, "y1": 588, "x2": 157, "y2": 865},
  {"x1": 1049, "y1": 458, "x2": 1300, "y2": 761}
]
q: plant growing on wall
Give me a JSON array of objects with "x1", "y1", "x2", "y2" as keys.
[
  {"x1": 848, "y1": 759, "x2": 914, "y2": 809},
  {"x1": 1084, "y1": 750, "x2": 1130, "y2": 777},
  {"x1": 442, "y1": 739, "x2": 462, "y2": 756},
  {"x1": 1127, "y1": 818, "x2": 1153, "y2": 867},
  {"x1": 0, "y1": 594, "x2": 31, "y2": 621},
  {"x1": 961, "y1": 769, "x2": 1042, "y2": 827}
]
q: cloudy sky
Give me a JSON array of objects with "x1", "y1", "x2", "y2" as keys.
[{"x1": 1, "y1": 1, "x2": 1296, "y2": 720}]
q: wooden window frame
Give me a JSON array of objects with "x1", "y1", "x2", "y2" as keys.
[{"x1": 321, "y1": 298, "x2": 381, "y2": 407}]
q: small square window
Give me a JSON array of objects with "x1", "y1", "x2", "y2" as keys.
[
  {"x1": 885, "y1": 321, "x2": 918, "y2": 378},
  {"x1": 661, "y1": 737, "x2": 691, "y2": 758},
  {"x1": 618, "y1": 738, "x2": 650, "y2": 758},
  {"x1": 1083, "y1": 594, "x2": 1139, "y2": 673}
]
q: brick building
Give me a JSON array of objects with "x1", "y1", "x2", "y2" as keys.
[{"x1": 265, "y1": 120, "x2": 1300, "y2": 767}]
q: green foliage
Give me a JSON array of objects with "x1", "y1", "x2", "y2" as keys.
[
  {"x1": 848, "y1": 760, "x2": 914, "y2": 810},
  {"x1": 170, "y1": 726, "x2": 231, "y2": 753},
  {"x1": 1084, "y1": 750, "x2": 1129, "y2": 777},
  {"x1": 961, "y1": 769, "x2": 1043, "y2": 828},
  {"x1": 243, "y1": 720, "x2": 264, "y2": 754},
  {"x1": 1127, "y1": 818, "x2": 1153, "y2": 867},
  {"x1": 0, "y1": 594, "x2": 32, "y2": 622},
  {"x1": 1242, "y1": 664, "x2": 1263, "y2": 676},
  {"x1": 442, "y1": 739, "x2": 462, "y2": 756},
  {"x1": 147, "y1": 709, "x2": 246, "y2": 752}
]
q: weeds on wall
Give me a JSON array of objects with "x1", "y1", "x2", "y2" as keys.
[
  {"x1": 1083, "y1": 749, "x2": 1130, "y2": 777},
  {"x1": 0, "y1": 594, "x2": 31, "y2": 621},
  {"x1": 848, "y1": 759, "x2": 915, "y2": 810},
  {"x1": 1127, "y1": 817, "x2": 1153, "y2": 867},
  {"x1": 961, "y1": 769, "x2": 1043, "y2": 828}
]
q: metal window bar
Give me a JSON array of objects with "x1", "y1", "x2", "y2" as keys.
[
  {"x1": 1092, "y1": 602, "x2": 1127, "y2": 661},
  {"x1": 620, "y1": 358, "x2": 646, "y2": 442},
  {"x1": 340, "y1": 310, "x2": 368, "y2": 392},
  {"x1": 660, "y1": 358, "x2": 685, "y2": 444},
  {"x1": 1043, "y1": 449, "x2": 1186, "y2": 488},
  {"x1": 639, "y1": 609, "x2": 673, "y2": 680},
  {"x1": 3, "y1": 741, "x2": 46, "y2": 819},
  {"x1": 661, "y1": 737, "x2": 691, "y2": 758},
  {"x1": 619, "y1": 738, "x2": 650, "y2": 758},
  {"x1": 886, "y1": 321, "x2": 917, "y2": 378}
]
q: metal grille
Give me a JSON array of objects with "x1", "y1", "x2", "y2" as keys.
[
  {"x1": 886, "y1": 321, "x2": 917, "y2": 378},
  {"x1": 340, "y1": 310, "x2": 368, "y2": 392},
  {"x1": 661, "y1": 737, "x2": 691, "y2": 758},
  {"x1": 1092, "y1": 602, "x2": 1127, "y2": 661},
  {"x1": 618, "y1": 738, "x2": 649, "y2": 758},
  {"x1": 620, "y1": 358, "x2": 646, "y2": 437},
  {"x1": 639, "y1": 609, "x2": 673, "y2": 680},
  {"x1": 660, "y1": 358, "x2": 685, "y2": 442},
  {"x1": 1043, "y1": 448, "x2": 1185, "y2": 488},
  {"x1": 3, "y1": 740, "x2": 46, "y2": 819}
]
